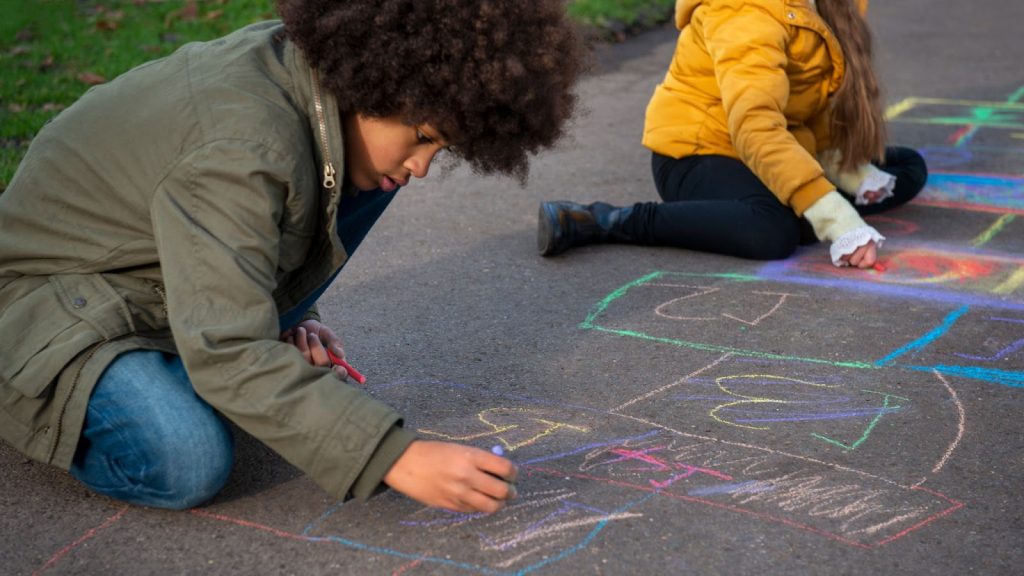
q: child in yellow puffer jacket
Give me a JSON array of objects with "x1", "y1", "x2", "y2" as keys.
[{"x1": 539, "y1": 0, "x2": 926, "y2": 268}]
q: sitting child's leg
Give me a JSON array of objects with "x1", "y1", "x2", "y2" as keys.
[
  {"x1": 70, "y1": 350, "x2": 234, "y2": 510},
  {"x1": 647, "y1": 154, "x2": 803, "y2": 259},
  {"x1": 538, "y1": 154, "x2": 801, "y2": 259}
]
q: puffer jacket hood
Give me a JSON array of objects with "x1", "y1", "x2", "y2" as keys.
[{"x1": 676, "y1": 0, "x2": 869, "y2": 29}]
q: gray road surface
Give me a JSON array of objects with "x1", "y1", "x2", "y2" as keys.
[{"x1": 3, "y1": 1, "x2": 1024, "y2": 574}]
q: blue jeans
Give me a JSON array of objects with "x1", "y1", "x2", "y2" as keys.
[
  {"x1": 70, "y1": 188, "x2": 398, "y2": 509},
  {"x1": 69, "y1": 351, "x2": 234, "y2": 510}
]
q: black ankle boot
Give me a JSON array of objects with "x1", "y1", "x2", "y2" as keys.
[{"x1": 537, "y1": 201, "x2": 634, "y2": 256}]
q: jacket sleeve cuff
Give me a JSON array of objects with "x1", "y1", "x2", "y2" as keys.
[
  {"x1": 788, "y1": 176, "x2": 837, "y2": 216},
  {"x1": 348, "y1": 424, "x2": 417, "y2": 501},
  {"x1": 853, "y1": 165, "x2": 896, "y2": 205},
  {"x1": 301, "y1": 304, "x2": 321, "y2": 323},
  {"x1": 803, "y1": 190, "x2": 867, "y2": 242},
  {"x1": 829, "y1": 226, "x2": 886, "y2": 266},
  {"x1": 817, "y1": 150, "x2": 895, "y2": 205}
]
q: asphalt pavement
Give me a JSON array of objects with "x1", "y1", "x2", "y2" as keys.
[{"x1": 3, "y1": 1, "x2": 1024, "y2": 574}]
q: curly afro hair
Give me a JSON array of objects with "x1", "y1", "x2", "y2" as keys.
[{"x1": 276, "y1": 0, "x2": 586, "y2": 181}]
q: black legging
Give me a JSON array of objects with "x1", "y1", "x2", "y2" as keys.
[{"x1": 620, "y1": 147, "x2": 928, "y2": 260}]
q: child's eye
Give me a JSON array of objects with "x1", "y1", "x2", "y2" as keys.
[{"x1": 416, "y1": 129, "x2": 433, "y2": 144}]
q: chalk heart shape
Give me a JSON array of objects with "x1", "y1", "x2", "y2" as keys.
[
  {"x1": 708, "y1": 374, "x2": 837, "y2": 431},
  {"x1": 706, "y1": 374, "x2": 901, "y2": 443}
]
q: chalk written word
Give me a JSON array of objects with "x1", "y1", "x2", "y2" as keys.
[
  {"x1": 549, "y1": 433, "x2": 962, "y2": 548},
  {"x1": 395, "y1": 487, "x2": 643, "y2": 570},
  {"x1": 417, "y1": 407, "x2": 590, "y2": 452}
]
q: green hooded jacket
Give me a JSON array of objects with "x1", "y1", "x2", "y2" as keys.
[{"x1": 0, "y1": 22, "x2": 415, "y2": 501}]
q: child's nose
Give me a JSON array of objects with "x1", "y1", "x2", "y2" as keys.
[{"x1": 405, "y1": 149, "x2": 437, "y2": 179}]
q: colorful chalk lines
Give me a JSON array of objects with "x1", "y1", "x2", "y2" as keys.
[
  {"x1": 38, "y1": 90, "x2": 1022, "y2": 575},
  {"x1": 189, "y1": 375, "x2": 965, "y2": 574}
]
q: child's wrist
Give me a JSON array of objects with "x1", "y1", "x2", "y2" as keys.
[{"x1": 804, "y1": 190, "x2": 865, "y2": 241}]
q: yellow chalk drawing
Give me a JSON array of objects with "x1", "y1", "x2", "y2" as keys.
[
  {"x1": 418, "y1": 407, "x2": 589, "y2": 452},
  {"x1": 885, "y1": 96, "x2": 1024, "y2": 128},
  {"x1": 884, "y1": 98, "x2": 917, "y2": 120},
  {"x1": 709, "y1": 374, "x2": 839, "y2": 430},
  {"x1": 994, "y1": 267, "x2": 1024, "y2": 295}
]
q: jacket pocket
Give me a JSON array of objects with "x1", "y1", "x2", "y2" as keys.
[{"x1": 0, "y1": 274, "x2": 133, "y2": 398}]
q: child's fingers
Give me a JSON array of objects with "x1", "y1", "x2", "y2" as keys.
[
  {"x1": 459, "y1": 488, "x2": 509, "y2": 514},
  {"x1": 846, "y1": 242, "x2": 876, "y2": 269},
  {"x1": 306, "y1": 331, "x2": 331, "y2": 366},
  {"x1": 315, "y1": 324, "x2": 343, "y2": 350},
  {"x1": 477, "y1": 452, "x2": 518, "y2": 484},
  {"x1": 474, "y1": 470, "x2": 517, "y2": 503},
  {"x1": 855, "y1": 243, "x2": 877, "y2": 269},
  {"x1": 294, "y1": 326, "x2": 311, "y2": 361},
  {"x1": 470, "y1": 451, "x2": 519, "y2": 508},
  {"x1": 331, "y1": 364, "x2": 351, "y2": 381}
]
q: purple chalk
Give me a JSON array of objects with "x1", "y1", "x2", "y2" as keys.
[{"x1": 491, "y1": 445, "x2": 505, "y2": 456}]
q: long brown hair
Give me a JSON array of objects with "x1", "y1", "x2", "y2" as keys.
[{"x1": 816, "y1": 0, "x2": 887, "y2": 171}]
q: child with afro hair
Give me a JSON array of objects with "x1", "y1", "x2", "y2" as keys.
[{"x1": 0, "y1": 0, "x2": 584, "y2": 513}]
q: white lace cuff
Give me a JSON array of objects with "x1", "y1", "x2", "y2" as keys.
[
  {"x1": 854, "y1": 165, "x2": 896, "y2": 205},
  {"x1": 830, "y1": 225, "x2": 886, "y2": 267}
]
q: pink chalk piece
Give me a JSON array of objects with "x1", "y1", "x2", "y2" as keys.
[
  {"x1": 326, "y1": 350, "x2": 367, "y2": 384},
  {"x1": 873, "y1": 262, "x2": 887, "y2": 273}
]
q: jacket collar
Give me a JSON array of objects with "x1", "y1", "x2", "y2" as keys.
[
  {"x1": 283, "y1": 39, "x2": 350, "y2": 263},
  {"x1": 675, "y1": 1, "x2": 846, "y2": 94},
  {"x1": 783, "y1": 0, "x2": 846, "y2": 93},
  {"x1": 284, "y1": 40, "x2": 344, "y2": 195}
]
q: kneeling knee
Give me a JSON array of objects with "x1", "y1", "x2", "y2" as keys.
[{"x1": 149, "y1": 430, "x2": 234, "y2": 510}]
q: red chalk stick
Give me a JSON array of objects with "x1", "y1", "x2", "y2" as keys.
[
  {"x1": 873, "y1": 262, "x2": 886, "y2": 273},
  {"x1": 326, "y1": 349, "x2": 367, "y2": 384}
]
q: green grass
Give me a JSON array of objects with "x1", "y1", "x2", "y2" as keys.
[
  {"x1": 0, "y1": 0, "x2": 673, "y2": 190},
  {"x1": 0, "y1": 0, "x2": 276, "y2": 190},
  {"x1": 568, "y1": 0, "x2": 673, "y2": 31}
]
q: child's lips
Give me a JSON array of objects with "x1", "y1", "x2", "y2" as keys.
[{"x1": 380, "y1": 175, "x2": 407, "y2": 192}]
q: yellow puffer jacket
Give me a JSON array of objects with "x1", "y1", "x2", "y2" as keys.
[{"x1": 643, "y1": 0, "x2": 869, "y2": 216}]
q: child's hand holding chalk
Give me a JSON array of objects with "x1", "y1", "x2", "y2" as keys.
[
  {"x1": 327, "y1": 349, "x2": 367, "y2": 385},
  {"x1": 282, "y1": 320, "x2": 365, "y2": 383},
  {"x1": 383, "y1": 441, "x2": 518, "y2": 513}
]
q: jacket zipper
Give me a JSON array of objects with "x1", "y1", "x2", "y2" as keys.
[
  {"x1": 153, "y1": 283, "x2": 168, "y2": 317},
  {"x1": 47, "y1": 340, "x2": 106, "y2": 464},
  {"x1": 310, "y1": 68, "x2": 337, "y2": 190}
]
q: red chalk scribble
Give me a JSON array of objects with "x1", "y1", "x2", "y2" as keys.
[{"x1": 33, "y1": 505, "x2": 129, "y2": 576}]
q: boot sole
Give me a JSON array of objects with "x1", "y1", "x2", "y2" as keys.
[{"x1": 537, "y1": 202, "x2": 561, "y2": 257}]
